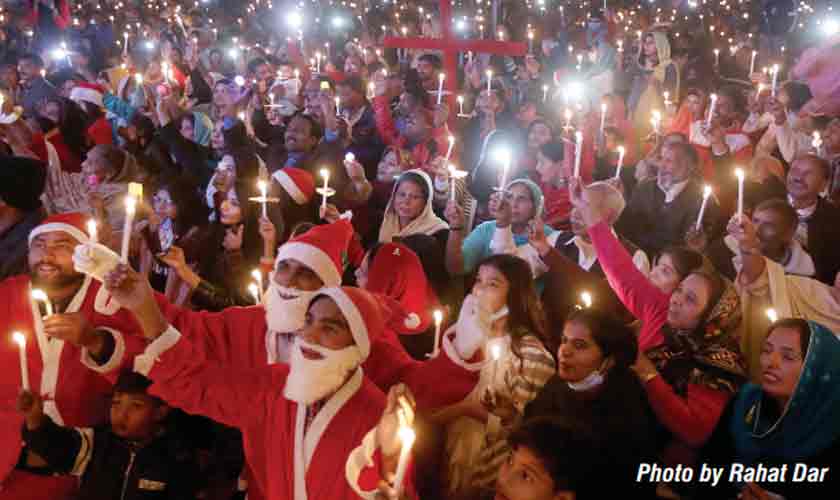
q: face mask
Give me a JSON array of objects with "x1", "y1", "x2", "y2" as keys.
[
  {"x1": 567, "y1": 370, "x2": 604, "y2": 391},
  {"x1": 264, "y1": 282, "x2": 317, "y2": 333}
]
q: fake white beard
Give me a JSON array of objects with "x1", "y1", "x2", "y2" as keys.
[
  {"x1": 264, "y1": 283, "x2": 317, "y2": 334},
  {"x1": 283, "y1": 339, "x2": 363, "y2": 405}
]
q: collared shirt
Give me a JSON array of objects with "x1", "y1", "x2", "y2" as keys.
[
  {"x1": 788, "y1": 195, "x2": 816, "y2": 248},
  {"x1": 658, "y1": 178, "x2": 690, "y2": 204}
]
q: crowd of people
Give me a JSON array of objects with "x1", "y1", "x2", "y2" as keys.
[{"x1": 1, "y1": 0, "x2": 840, "y2": 499}]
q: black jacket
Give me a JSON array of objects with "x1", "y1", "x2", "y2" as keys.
[
  {"x1": 805, "y1": 198, "x2": 840, "y2": 286},
  {"x1": 23, "y1": 417, "x2": 201, "y2": 500}
]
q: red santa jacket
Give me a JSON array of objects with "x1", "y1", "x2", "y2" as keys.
[
  {"x1": 153, "y1": 296, "x2": 479, "y2": 412},
  {"x1": 137, "y1": 328, "x2": 415, "y2": 500},
  {"x1": 0, "y1": 275, "x2": 146, "y2": 499}
]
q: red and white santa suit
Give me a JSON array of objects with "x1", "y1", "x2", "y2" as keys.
[
  {"x1": 0, "y1": 214, "x2": 146, "y2": 499},
  {"x1": 144, "y1": 219, "x2": 481, "y2": 411},
  {"x1": 134, "y1": 287, "x2": 417, "y2": 500}
]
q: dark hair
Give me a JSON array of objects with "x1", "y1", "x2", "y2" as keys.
[
  {"x1": 667, "y1": 141, "x2": 700, "y2": 173},
  {"x1": 718, "y1": 85, "x2": 746, "y2": 115},
  {"x1": 528, "y1": 118, "x2": 555, "y2": 140},
  {"x1": 477, "y1": 254, "x2": 548, "y2": 354},
  {"x1": 754, "y1": 198, "x2": 799, "y2": 232},
  {"x1": 797, "y1": 154, "x2": 831, "y2": 180},
  {"x1": 508, "y1": 417, "x2": 606, "y2": 497},
  {"x1": 157, "y1": 176, "x2": 209, "y2": 237},
  {"x1": 19, "y1": 53, "x2": 45, "y2": 68},
  {"x1": 290, "y1": 221, "x2": 316, "y2": 238},
  {"x1": 417, "y1": 53, "x2": 442, "y2": 70},
  {"x1": 289, "y1": 111, "x2": 324, "y2": 141},
  {"x1": 565, "y1": 309, "x2": 638, "y2": 371},
  {"x1": 337, "y1": 75, "x2": 366, "y2": 96},
  {"x1": 767, "y1": 318, "x2": 811, "y2": 356},
  {"x1": 402, "y1": 69, "x2": 431, "y2": 109},
  {"x1": 657, "y1": 246, "x2": 704, "y2": 281},
  {"x1": 394, "y1": 171, "x2": 430, "y2": 204},
  {"x1": 539, "y1": 140, "x2": 565, "y2": 162},
  {"x1": 247, "y1": 57, "x2": 269, "y2": 75},
  {"x1": 783, "y1": 81, "x2": 813, "y2": 113}
]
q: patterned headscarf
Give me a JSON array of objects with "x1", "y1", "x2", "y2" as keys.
[{"x1": 647, "y1": 276, "x2": 747, "y2": 396}]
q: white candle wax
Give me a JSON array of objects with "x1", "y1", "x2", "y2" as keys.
[
  {"x1": 457, "y1": 95, "x2": 464, "y2": 115},
  {"x1": 600, "y1": 103, "x2": 607, "y2": 136},
  {"x1": 735, "y1": 168, "x2": 745, "y2": 220},
  {"x1": 486, "y1": 70, "x2": 492, "y2": 93},
  {"x1": 696, "y1": 185, "x2": 712, "y2": 230},
  {"x1": 87, "y1": 219, "x2": 98, "y2": 245},
  {"x1": 320, "y1": 169, "x2": 330, "y2": 210},
  {"x1": 436, "y1": 73, "x2": 445, "y2": 105},
  {"x1": 431, "y1": 310, "x2": 443, "y2": 357},
  {"x1": 31, "y1": 289, "x2": 54, "y2": 317},
  {"x1": 750, "y1": 50, "x2": 757, "y2": 76},
  {"x1": 13, "y1": 332, "x2": 29, "y2": 390},
  {"x1": 706, "y1": 94, "x2": 718, "y2": 128},
  {"x1": 771, "y1": 64, "x2": 779, "y2": 97},
  {"x1": 615, "y1": 146, "x2": 625, "y2": 179},
  {"x1": 258, "y1": 180, "x2": 268, "y2": 218},
  {"x1": 444, "y1": 136, "x2": 455, "y2": 163},
  {"x1": 121, "y1": 196, "x2": 136, "y2": 263},
  {"x1": 573, "y1": 132, "x2": 583, "y2": 178}
]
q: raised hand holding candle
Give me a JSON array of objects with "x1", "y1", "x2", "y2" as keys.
[
  {"x1": 706, "y1": 94, "x2": 718, "y2": 128},
  {"x1": 436, "y1": 73, "x2": 445, "y2": 105},
  {"x1": 615, "y1": 146, "x2": 626, "y2": 179},
  {"x1": 696, "y1": 185, "x2": 712, "y2": 230},
  {"x1": 735, "y1": 168, "x2": 745, "y2": 220},
  {"x1": 13, "y1": 332, "x2": 29, "y2": 390},
  {"x1": 573, "y1": 132, "x2": 583, "y2": 178},
  {"x1": 31, "y1": 289, "x2": 54, "y2": 317}
]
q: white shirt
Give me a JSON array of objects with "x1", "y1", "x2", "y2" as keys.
[{"x1": 658, "y1": 178, "x2": 690, "y2": 204}]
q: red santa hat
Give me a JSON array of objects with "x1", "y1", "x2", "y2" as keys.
[
  {"x1": 274, "y1": 219, "x2": 354, "y2": 287},
  {"x1": 314, "y1": 287, "x2": 391, "y2": 359},
  {"x1": 272, "y1": 167, "x2": 315, "y2": 205},
  {"x1": 28, "y1": 212, "x2": 91, "y2": 246},
  {"x1": 70, "y1": 82, "x2": 105, "y2": 108}
]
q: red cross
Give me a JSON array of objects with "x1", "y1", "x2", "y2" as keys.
[{"x1": 383, "y1": 0, "x2": 527, "y2": 112}]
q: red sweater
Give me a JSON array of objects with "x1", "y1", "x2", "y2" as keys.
[{"x1": 588, "y1": 222, "x2": 731, "y2": 448}]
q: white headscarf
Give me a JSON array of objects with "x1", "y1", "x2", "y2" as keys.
[{"x1": 378, "y1": 169, "x2": 449, "y2": 243}]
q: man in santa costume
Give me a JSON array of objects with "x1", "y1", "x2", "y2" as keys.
[
  {"x1": 76, "y1": 218, "x2": 483, "y2": 412},
  {"x1": 0, "y1": 212, "x2": 146, "y2": 499},
  {"x1": 104, "y1": 268, "x2": 418, "y2": 500}
]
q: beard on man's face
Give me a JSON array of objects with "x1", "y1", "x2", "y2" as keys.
[{"x1": 29, "y1": 260, "x2": 85, "y2": 293}]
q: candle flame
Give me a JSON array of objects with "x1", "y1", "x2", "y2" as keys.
[
  {"x1": 580, "y1": 291, "x2": 593, "y2": 308},
  {"x1": 87, "y1": 219, "x2": 97, "y2": 239},
  {"x1": 765, "y1": 308, "x2": 778, "y2": 323},
  {"x1": 490, "y1": 342, "x2": 503, "y2": 360},
  {"x1": 617, "y1": 145, "x2": 626, "y2": 155},
  {"x1": 320, "y1": 169, "x2": 329, "y2": 180},
  {"x1": 13, "y1": 331, "x2": 25, "y2": 347},
  {"x1": 251, "y1": 269, "x2": 262, "y2": 282},
  {"x1": 248, "y1": 283, "x2": 260, "y2": 301},
  {"x1": 31, "y1": 289, "x2": 48, "y2": 302},
  {"x1": 125, "y1": 195, "x2": 137, "y2": 215},
  {"x1": 397, "y1": 425, "x2": 416, "y2": 445},
  {"x1": 703, "y1": 185, "x2": 712, "y2": 197},
  {"x1": 433, "y1": 310, "x2": 443, "y2": 324},
  {"x1": 734, "y1": 167, "x2": 745, "y2": 180}
]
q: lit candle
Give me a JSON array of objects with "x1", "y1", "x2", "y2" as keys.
[
  {"x1": 580, "y1": 291, "x2": 593, "y2": 308},
  {"x1": 13, "y1": 332, "x2": 29, "y2": 391},
  {"x1": 251, "y1": 269, "x2": 263, "y2": 302},
  {"x1": 134, "y1": 73, "x2": 143, "y2": 85},
  {"x1": 392, "y1": 413, "x2": 416, "y2": 496},
  {"x1": 489, "y1": 340, "x2": 503, "y2": 386},
  {"x1": 706, "y1": 93, "x2": 718, "y2": 128},
  {"x1": 315, "y1": 52, "x2": 321, "y2": 73},
  {"x1": 756, "y1": 83, "x2": 765, "y2": 103},
  {"x1": 436, "y1": 73, "x2": 445, "y2": 105},
  {"x1": 651, "y1": 110, "x2": 662, "y2": 135},
  {"x1": 696, "y1": 185, "x2": 712, "y2": 230},
  {"x1": 257, "y1": 179, "x2": 268, "y2": 218},
  {"x1": 573, "y1": 131, "x2": 583, "y2": 178},
  {"x1": 542, "y1": 84, "x2": 548, "y2": 103},
  {"x1": 444, "y1": 135, "x2": 455, "y2": 164},
  {"x1": 121, "y1": 195, "x2": 136, "y2": 263},
  {"x1": 749, "y1": 50, "x2": 757, "y2": 75},
  {"x1": 486, "y1": 69, "x2": 492, "y2": 93},
  {"x1": 123, "y1": 32, "x2": 129, "y2": 55},
  {"x1": 320, "y1": 169, "x2": 330, "y2": 210},
  {"x1": 812, "y1": 131, "x2": 823, "y2": 156},
  {"x1": 431, "y1": 310, "x2": 443, "y2": 357},
  {"x1": 527, "y1": 30, "x2": 534, "y2": 53},
  {"x1": 457, "y1": 95, "x2": 464, "y2": 116},
  {"x1": 713, "y1": 48, "x2": 720, "y2": 67},
  {"x1": 663, "y1": 91, "x2": 672, "y2": 108},
  {"x1": 564, "y1": 108, "x2": 573, "y2": 130},
  {"x1": 334, "y1": 96, "x2": 341, "y2": 116},
  {"x1": 771, "y1": 64, "x2": 779, "y2": 97},
  {"x1": 615, "y1": 146, "x2": 626, "y2": 179},
  {"x1": 765, "y1": 308, "x2": 778, "y2": 323},
  {"x1": 31, "y1": 289, "x2": 54, "y2": 317},
  {"x1": 735, "y1": 168, "x2": 745, "y2": 220},
  {"x1": 248, "y1": 283, "x2": 260, "y2": 304},
  {"x1": 498, "y1": 149, "x2": 511, "y2": 191},
  {"x1": 87, "y1": 219, "x2": 98, "y2": 245},
  {"x1": 599, "y1": 103, "x2": 607, "y2": 137}
]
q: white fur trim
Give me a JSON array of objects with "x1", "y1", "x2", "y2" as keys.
[
  {"x1": 70, "y1": 87, "x2": 103, "y2": 107},
  {"x1": 276, "y1": 241, "x2": 342, "y2": 287},
  {"x1": 93, "y1": 286, "x2": 121, "y2": 315},
  {"x1": 133, "y1": 326, "x2": 181, "y2": 376},
  {"x1": 442, "y1": 328, "x2": 486, "y2": 371},
  {"x1": 29, "y1": 222, "x2": 89, "y2": 246},
  {"x1": 403, "y1": 313, "x2": 421, "y2": 330},
  {"x1": 317, "y1": 288, "x2": 369, "y2": 358},
  {"x1": 272, "y1": 170, "x2": 308, "y2": 205},
  {"x1": 345, "y1": 427, "x2": 380, "y2": 499},
  {"x1": 79, "y1": 327, "x2": 126, "y2": 374}
]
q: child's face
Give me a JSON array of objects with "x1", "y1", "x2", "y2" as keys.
[
  {"x1": 536, "y1": 152, "x2": 561, "y2": 184},
  {"x1": 495, "y1": 446, "x2": 562, "y2": 500},
  {"x1": 110, "y1": 392, "x2": 168, "y2": 441}
]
